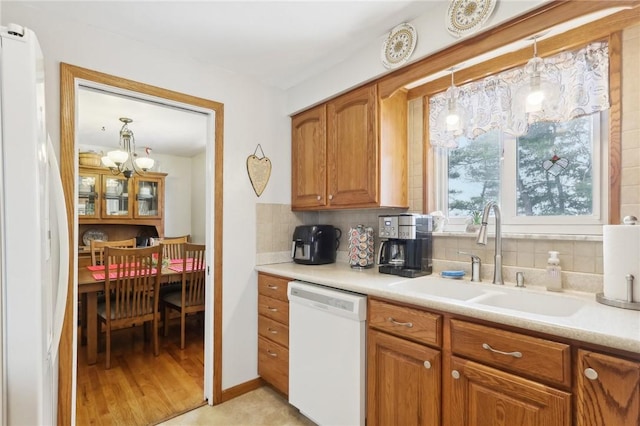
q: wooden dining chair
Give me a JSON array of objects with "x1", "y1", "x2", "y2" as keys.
[
  {"x1": 80, "y1": 238, "x2": 138, "y2": 346},
  {"x1": 162, "y1": 243, "x2": 206, "y2": 349},
  {"x1": 99, "y1": 246, "x2": 163, "y2": 369},
  {"x1": 90, "y1": 238, "x2": 137, "y2": 266},
  {"x1": 160, "y1": 236, "x2": 189, "y2": 261}
]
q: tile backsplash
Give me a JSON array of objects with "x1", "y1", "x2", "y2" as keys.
[{"x1": 256, "y1": 203, "x2": 603, "y2": 293}]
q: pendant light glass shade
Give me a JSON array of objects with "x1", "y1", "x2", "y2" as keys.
[
  {"x1": 436, "y1": 70, "x2": 466, "y2": 135},
  {"x1": 514, "y1": 37, "x2": 560, "y2": 117},
  {"x1": 106, "y1": 149, "x2": 128, "y2": 165},
  {"x1": 135, "y1": 156, "x2": 154, "y2": 171}
]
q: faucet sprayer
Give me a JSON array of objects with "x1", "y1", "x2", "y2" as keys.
[{"x1": 476, "y1": 201, "x2": 504, "y2": 285}]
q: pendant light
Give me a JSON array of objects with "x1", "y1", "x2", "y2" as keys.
[
  {"x1": 437, "y1": 68, "x2": 466, "y2": 135},
  {"x1": 101, "y1": 117, "x2": 154, "y2": 179},
  {"x1": 514, "y1": 35, "x2": 560, "y2": 116}
]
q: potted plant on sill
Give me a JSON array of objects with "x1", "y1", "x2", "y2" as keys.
[{"x1": 466, "y1": 210, "x2": 482, "y2": 233}]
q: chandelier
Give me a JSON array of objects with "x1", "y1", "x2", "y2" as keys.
[{"x1": 101, "y1": 117, "x2": 154, "y2": 179}]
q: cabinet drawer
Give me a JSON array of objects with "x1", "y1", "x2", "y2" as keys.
[
  {"x1": 450, "y1": 319, "x2": 571, "y2": 387},
  {"x1": 258, "y1": 294, "x2": 289, "y2": 325},
  {"x1": 258, "y1": 314, "x2": 289, "y2": 348},
  {"x1": 258, "y1": 336, "x2": 289, "y2": 395},
  {"x1": 368, "y1": 298, "x2": 441, "y2": 347},
  {"x1": 258, "y1": 273, "x2": 290, "y2": 302}
]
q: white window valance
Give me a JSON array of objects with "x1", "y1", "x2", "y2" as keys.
[{"x1": 429, "y1": 41, "x2": 610, "y2": 148}]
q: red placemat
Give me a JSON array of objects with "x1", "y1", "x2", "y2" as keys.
[{"x1": 92, "y1": 268, "x2": 158, "y2": 280}]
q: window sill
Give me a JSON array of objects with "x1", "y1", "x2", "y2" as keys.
[{"x1": 431, "y1": 231, "x2": 602, "y2": 242}]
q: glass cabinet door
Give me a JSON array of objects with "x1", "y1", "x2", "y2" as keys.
[
  {"x1": 135, "y1": 177, "x2": 162, "y2": 219},
  {"x1": 101, "y1": 176, "x2": 132, "y2": 218},
  {"x1": 78, "y1": 173, "x2": 100, "y2": 219}
]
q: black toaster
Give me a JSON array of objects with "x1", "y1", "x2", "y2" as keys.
[{"x1": 291, "y1": 225, "x2": 341, "y2": 265}]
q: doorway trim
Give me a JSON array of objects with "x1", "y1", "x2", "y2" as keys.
[{"x1": 58, "y1": 63, "x2": 224, "y2": 425}]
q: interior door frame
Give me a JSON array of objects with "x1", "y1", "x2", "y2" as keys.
[{"x1": 58, "y1": 63, "x2": 224, "y2": 425}]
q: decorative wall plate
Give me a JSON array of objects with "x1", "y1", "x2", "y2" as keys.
[
  {"x1": 247, "y1": 144, "x2": 271, "y2": 197},
  {"x1": 446, "y1": 0, "x2": 497, "y2": 38},
  {"x1": 381, "y1": 23, "x2": 417, "y2": 69},
  {"x1": 82, "y1": 229, "x2": 107, "y2": 246}
]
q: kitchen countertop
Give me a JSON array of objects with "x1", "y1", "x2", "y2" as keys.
[{"x1": 255, "y1": 262, "x2": 640, "y2": 355}]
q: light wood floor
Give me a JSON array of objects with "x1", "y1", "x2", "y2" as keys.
[{"x1": 76, "y1": 315, "x2": 206, "y2": 425}]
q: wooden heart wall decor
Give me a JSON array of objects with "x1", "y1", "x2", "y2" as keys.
[{"x1": 246, "y1": 144, "x2": 271, "y2": 197}]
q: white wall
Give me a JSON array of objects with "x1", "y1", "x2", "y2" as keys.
[
  {"x1": 191, "y1": 151, "x2": 207, "y2": 244},
  {"x1": 285, "y1": 0, "x2": 547, "y2": 114},
  {"x1": 3, "y1": 3, "x2": 290, "y2": 391}
]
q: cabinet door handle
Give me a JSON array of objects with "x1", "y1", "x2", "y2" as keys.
[
  {"x1": 267, "y1": 328, "x2": 278, "y2": 334},
  {"x1": 451, "y1": 370, "x2": 460, "y2": 379},
  {"x1": 267, "y1": 284, "x2": 278, "y2": 290},
  {"x1": 482, "y1": 343, "x2": 522, "y2": 358},
  {"x1": 267, "y1": 307, "x2": 278, "y2": 312},
  {"x1": 316, "y1": 195, "x2": 321, "y2": 201},
  {"x1": 423, "y1": 361, "x2": 431, "y2": 369},
  {"x1": 388, "y1": 317, "x2": 413, "y2": 328},
  {"x1": 328, "y1": 194, "x2": 333, "y2": 200},
  {"x1": 584, "y1": 368, "x2": 599, "y2": 380},
  {"x1": 267, "y1": 349, "x2": 277, "y2": 357}
]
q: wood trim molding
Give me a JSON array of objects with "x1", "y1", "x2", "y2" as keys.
[
  {"x1": 220, "y1": 378, "x2": 265, "y2": 403},
  {"x1": 378, "y1": 1, "x2": 640, "y2": 99},
  {"x1": 58, "y1": 63, "x2": 225, "y2": 423},
  {"x1": 608, "y1": 31, "x2": 623, "y2": 225},
  {"x1": 408, "y1": 8, "x2": 640, "y2": 100}
]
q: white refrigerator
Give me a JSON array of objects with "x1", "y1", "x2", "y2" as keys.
[{"x1": 0, "y1": 24, "x2": 69, "y2": 425}]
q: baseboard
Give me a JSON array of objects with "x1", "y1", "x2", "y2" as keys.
[{"x1": 220, "y1": 377, "x2": 265, "y2": 403}]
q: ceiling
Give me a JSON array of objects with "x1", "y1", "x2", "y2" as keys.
[{"x1": 41, "y1": 0, "x2": 441, "y2": 157}]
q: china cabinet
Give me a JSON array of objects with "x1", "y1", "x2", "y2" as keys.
[
  {"x1": 291, "y1": 83, "x2": 408, "y2": 210},
  {"x1": 78, "y1": 165, "x2": 166, "y2": 234}
]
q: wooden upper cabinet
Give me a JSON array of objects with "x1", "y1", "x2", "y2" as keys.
[
  {"x1": 291, "y1": 83, "x2": 408, "y2": 210},
  {"x1": 291, "y1": 105, "x2": 327, "y2": 208},
  {"x1": 576, "y1": 349, "x2": 640, "y2": 426},
  {"x1": 327, "y1": 84, "x2": 378, "y2": 207}
]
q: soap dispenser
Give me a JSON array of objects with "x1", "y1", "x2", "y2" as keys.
[{"x1": 546, "y1": 251, "x2": 562, "y2": 292}]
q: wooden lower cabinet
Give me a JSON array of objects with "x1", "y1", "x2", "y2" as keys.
[
  {"x1": 576, "y1": 349, "x2": 640, "y2": 425},
  {"x1": 445, "y1": 356, "x2": 572, "y2": 426},
  {"x1": 257, "y1": 273, "x2": 290, "y2": 395},
  {"x1": 367, "y1": 328, "x2": 441, "y2": 426}
]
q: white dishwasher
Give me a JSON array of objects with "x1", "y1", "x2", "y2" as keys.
[{"x1": 288, "y1": 281, "x2": 367, "y2": 426}]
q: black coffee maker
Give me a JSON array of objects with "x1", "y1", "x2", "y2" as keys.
[{"x1": 378, "y1": 214, "x2": 433, "y2": 278}]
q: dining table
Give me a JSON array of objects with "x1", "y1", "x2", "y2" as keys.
[{"x1": 78, "y1": 263, "x2": 186, "y2": 365}]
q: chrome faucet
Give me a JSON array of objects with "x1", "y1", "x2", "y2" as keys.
[{"x1": 476, "y1": 201, "x2": 504, "y2": 285}]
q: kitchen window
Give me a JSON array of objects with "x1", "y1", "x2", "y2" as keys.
[
  {"x1": 433, "y1": 112, "x2": 608, "y2": 234},
  {"x1": 429, "y1": 41, "x2": 610, "y2": 235}
]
